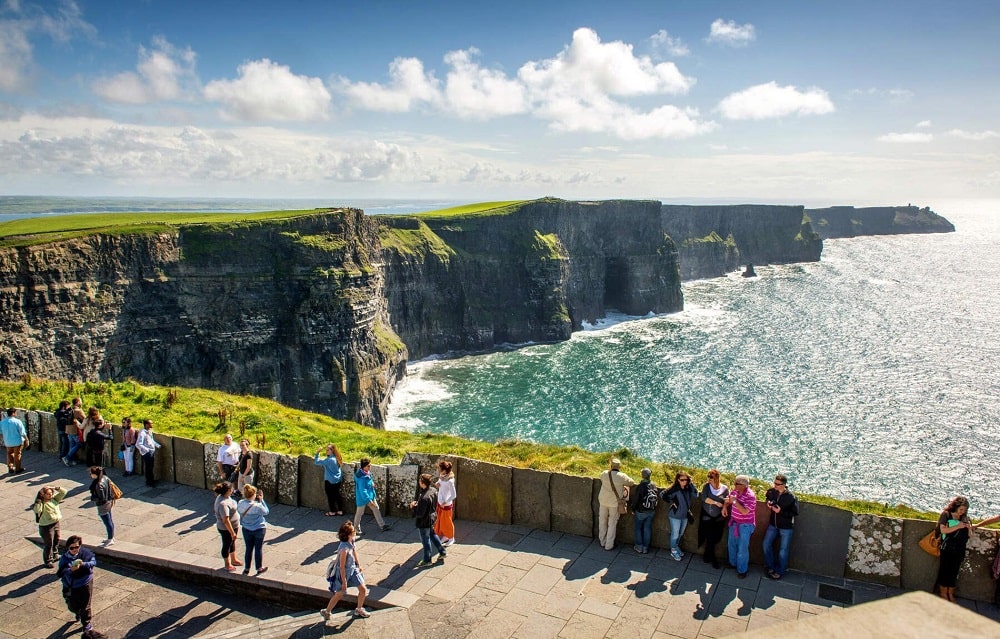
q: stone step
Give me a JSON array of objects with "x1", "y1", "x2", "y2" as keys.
[{"x1": 194, "y1": 607, "x2": 415, "y2": 639}]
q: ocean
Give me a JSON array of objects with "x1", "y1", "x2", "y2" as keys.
[
  {"x1": 4, "y1": 196, "x2": 997, "y2": 515},
  {"x1": 386, "y1": 199, "x2": 1000, "y2": 516}
]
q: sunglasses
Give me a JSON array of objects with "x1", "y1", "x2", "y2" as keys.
[{"x1": 68, "y1": 545, "x2": 81, "y2": 550}]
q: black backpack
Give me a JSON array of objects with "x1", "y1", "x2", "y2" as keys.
[
  {"x1": 632, "y1": 482, "x2": 659, "y2": 513},
  {"x1": 56, "y1": 407, "x2": 72, "y2": 430}
]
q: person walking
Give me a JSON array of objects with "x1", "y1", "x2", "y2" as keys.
[
  {"x1": 235, "y1": 439, "x2": 254, "y2": 498},
  {"x1": 136, "y1": 419, "x2": 161, "y2": 487},
  {"x1": 57, "y1": 536, "x2": 106, "y2": 639},
  {"x1": 213, "y1": 481, "x2": 242, "y2": 572},
  {"x1": 697, "y1": 469, "x2": 729, "y2": 569},
  {"x1": 762, "y1": 474, "x2": 798, "y2": 580},
  {"x1": 724, "y1": 475, "x2": 757, "y2": 578},
  {"x1": 434, "y1": 459, "x2": 457, "y2": 547},
  {"x1": 320, "y1": 521, "x2": 370, "y2": 621},
  {"x1": 1, "y1": 407, "x2": 28, "y2": 474},
  {"x1": 353, "y1": 459, "x2": 389, "y2": 537},
  {"x1": 597, "y1": 458, "x2": 634, "y2": 551},
  {"x1": 237, "y1": 485, "x2": 269, "y2": 576},
  {"x1": 936, "y1": 496, "x2": 974, "y2": 602},
  {"x1": 411, "y1": 473, "x2": 447, "y2": 567},
  {"x1": 315, "y1": 444, "x2": 344, "y2": 516},
  {"x1": 32, "y1": 485, "x2": 67, "y2": 568},
  {"x1": 120, "y1": 417, "x2": 137, "y2": 476},
  {"x1": 630, "y1": 468, "x2": 658, "y2": 554},
  {"x1": 88, "y1": 467, "x2": 118, "y2": 546},
  {"x1": 55, "y1": 400, "x2": 73, "y2": 462},
  {"x1": 661, "y1": 471, "x2": 698, "y2": 561}
]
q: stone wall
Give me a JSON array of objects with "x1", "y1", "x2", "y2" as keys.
[{"x1": 15, "y1": 409, "x2": 1000, "y2": 603}]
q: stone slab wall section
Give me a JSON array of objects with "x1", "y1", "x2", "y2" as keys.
[
  {"x1": 550, "y1": 473, "x2": 594, "y2": 537},
  {"x1": 900, "y1": 518, "x2": 941, "y2": 593},
  {"x1": 386, "y1": 464, "x2": 419, "y2": 518},
  {"x1": 204, "y1": 443, "x2": 223, "y2": 487},
  {"x1": 298, "y1": 455, "x2": 328, "y2": 511},
  {"x1": 37, "y1": 410, "x2": 59, "y2": 454},
  {"x1": 960, "y1": 527, "x2": 1000, "y2": 602},
  {"x1": 400, "y1": 452, "x2": 443, "y2": 477},
  {"x1": 512, "y1": 467, "x2": 551, "y2": 531},
  {"x1": 173, "y1": 437, "x2": 207, "y2": 489},
  {"x1": 151, "y1": 433, "x2": 174, "y2": 484},
  {"x1": 256, "y1": 451, "x2": 279, "y2": 502},
  {"x1": 276, "y1": 454, "x2": 299, "y2": 506},
  {"x1": 786, "y1": 501, "x2": 852, "y2": 578},
  {"x1": 456, "y1": 457, "x2": 512, "y2": 525},
  {"x1": 846, "y1": 514, "x2": 903, "y2": 586}
]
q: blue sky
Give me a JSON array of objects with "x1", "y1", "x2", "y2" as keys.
[{"x1": 0, "y1": 0, "x2": 997, "y2": 205}]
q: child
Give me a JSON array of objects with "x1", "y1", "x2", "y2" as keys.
[{"x1": 320, "y1": 521, "x2": 370, "y2": 620}]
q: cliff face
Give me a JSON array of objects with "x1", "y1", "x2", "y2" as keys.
[
  {"x1": 806, "y1": 205, "x2": 956, "y2": 239},
  {"x1": 0, "y1": 198, "x2": 835, "y2": 426},
  {"x1": 661, "y1": 204, "x2": 823, "y2": 280}
]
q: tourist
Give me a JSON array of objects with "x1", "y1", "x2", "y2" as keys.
[
  {"x1": 216, "y1": 433, "x2": 240, "y2": 483},
  {"x1": 724, "y1": 475, "x2": 757, "y2": 578},
  {"x1": 315, "y1": 443, "x2": 345, "y2": 516},
  {"x1": 411, "y1": 472, "x2": 447, "y2": 566},
  {"x1": 597, "y1": 458, "x2": 634, "y2": 551},
  {"x1": 320, "y1": 520, "x2": 370, "y2": 620},
  {"x1": 120, "y1": 417, "x2": 137, "y2": 476},
  {"x1": 235, "y1": 438, "x2": 254, "y2": 498},
  {"x1": 62, "y1": 398, "x2": 86, "y2": 466},
  {"x1": 80, "y1": 407, "x2": 102, "y2": 464},
  {"x1": 434, "y1": 459, "x2": 457, "y2": 547},
  {"x1": 936, "y1": 495, "x2": 974, "y2": 602},
  {"x1": 237, "y1": 484, "x2": 269, "y2": 576},
  {"x1": 762, "y1": 474, "x2": 799, "y2": 580},
  {"x1": 55, "y1": 400, "x2": 73, "y2": 461},
  {"x1": 697, "y1": 469, "x2": 729, "y2": 569},
  {"x1": 88, "y1": 466, "x2": 117, "y2": 546},
  {"x1": 57, "y1": 535, "x2": 106, "y2": 639},
  {"x1": 630, "y1": 468, "x2": 658, "y2": 554},
  {"x1": 1, "y1": 407, "x2": 28, "y2": 474},
  {"x1": 32, "y1": 485, "x2": 67, "y2": 568},
  {"x1": 136, "y1": 419, "x2": 161, "y2": 487},
  {"x1": 85, "y1": 419, "x2": 112, "y2": 467},
  {"x1": 661, "y1": 471, "x2": 698, "y2": 561},
  {"x1": 213, "y1": 481, "x2": 242, "y2": 572},
  {"x1": 353, "y1": 458, "x2": 390, "y2": 536}
]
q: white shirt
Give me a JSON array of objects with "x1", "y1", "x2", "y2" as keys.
[
  {"x1": 136, "y1": 428, "x2": 160, "y2": 455},
  {"x1": 437, "y1": 475, "x2": 456, "y2": 506},
  {"x1": 217, "y1": 442, "x2": 240, "y2": 466}
]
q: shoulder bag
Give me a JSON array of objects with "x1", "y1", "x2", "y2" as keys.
[
  {"x1": 918, "y1": 529, "x2": 940, "y2": 557},
  {"x1": 607, "y1": 472, "x2": 628, "y2": 515}
]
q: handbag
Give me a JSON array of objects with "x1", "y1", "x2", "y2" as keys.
[
  {"x1": 607, "y1": 472, "x2": 628, "y2": 515},
  {"x1": 108, "y1": 478, "x2": 123, "y2": 501},
  {"x1": 918, "y1": 529, "x2": 940, "y2": 557}
]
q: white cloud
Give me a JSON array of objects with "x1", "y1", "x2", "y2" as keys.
[
  {"x1": 915, "y1": 120, "x2": 932, "y2": 128},
  {"x1": 0, "y1": 0, "x2": 94, "y2": 92},
  {"x1": 717, "y1": 81, "x2": 834, "y2": 120},
  {"x1": 204, "y1": 59, "x2": 331, "y2": 121},
  {"x1": 649, "y1": 29, "x2": 689, "y2": 57},
  {"x1": 706, "y1": 19, "x2": 756, "y2": 47},
  {"x1": 946, "y1": 129, "x2": 998, "y2": 141},
  {"x1": 340, "y1": 56, "x2": 441, "y2": 112},
  {"x1": 877, "y1": 132, "x2": 933, "y2": 143},
  {"x1": 848, "y1": 87, "x2": 914, "y2": 102},
  {"x1": 92, "y1": 37, "x2": 198, "y2": 104},
  {"x1": 442, "y1": 48, "x2": 528, "y2": 118}
]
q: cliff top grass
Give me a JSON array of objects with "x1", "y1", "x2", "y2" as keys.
[
  {"x1": 0, "y1": 209, "x2": 335, "y2": 248},
  {"x1": 409, "y1": 200, "x2": 530, "y2": 221},
  {"x1": 0, "y1": 376, "x2": 945, "y2": 522}
]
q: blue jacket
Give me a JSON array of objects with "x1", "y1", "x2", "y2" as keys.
[
  {"x1": 314, "y1": 454, "x2": 343, "y2": 484},
  {"x1": 0, "y1": 415, "x2": 26, "y2": 447},
  {"x1": 354, "y1": 468, "x2": 376, "y2": 506},
  {"x1": 57, "y1": 547, "x2": 96, "y2": 589},
  {"x1": 237, "y1": 498, "x2": 269, "y2": 531}
]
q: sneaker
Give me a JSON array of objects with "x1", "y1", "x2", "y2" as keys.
[
  {"x1": 416, "y1": 559, "x2": 431, "y2": 567},
  {"x1": 319, "y1": 609, "x2": 331, "y2": 621},
  {"x1": 104, "y1": 539, "x2": 116, "y2": 547},
  {"x1": 437, "y1": 551, "x2": 446, "y2": 561},
  {"x1": 633, "y1": 545, "x2": 642, "y2": 553},
  {"x1": 44, "y1": 562, "x2": 54, "y2": 569},
  {"x1": 441, "y1": 537, "x2": 454, "y2": 547},
  {"x1": 61, "y1": 457, "x2": 70, "y2": 467},
  {"x1": 670, "y1": 549, "x2": 682, "y2": 561},
  {"x1": 380, "y1": 523, "x2": 392, "y2": 531},
  {"x1": 353, "y1": 608, "x2": 370, "y2": 618}
]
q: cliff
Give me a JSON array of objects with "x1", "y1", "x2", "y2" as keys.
[
  {"x1": 806, "y1": 205, "x2": 955, "y2": 239},
  {"x1": 660, "y1": 204, "x2": 823, "y2": 280},
  {"x1": 0, "y1": 198, "x2": 829, "y2": 426}
]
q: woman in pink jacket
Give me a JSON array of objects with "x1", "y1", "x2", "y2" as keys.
[{"x1": 724, "y1": 475, "x2": 757, "y2": 578}]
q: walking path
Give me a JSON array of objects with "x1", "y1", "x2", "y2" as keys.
[{"x1": 3, "y1": 450, "x2": 999, "y2": 638}]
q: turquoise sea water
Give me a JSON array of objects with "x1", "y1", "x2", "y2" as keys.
[{"x1": 387, "y1": 199, "x2": 1000, "y2": 516}]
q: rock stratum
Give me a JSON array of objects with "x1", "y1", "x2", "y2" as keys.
[{"x1": 0, "y1": 198, "x2": 950, "y2": 427}]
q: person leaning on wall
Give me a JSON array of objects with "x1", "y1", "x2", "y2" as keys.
[{"x1": 597, "y1": 458, "x2": 634, "y2": 551}]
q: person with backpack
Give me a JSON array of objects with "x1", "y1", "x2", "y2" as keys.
[
  {"x1": 320, "y1": 520, "x2": 369, "y2": 620},
  {"x1": 88, "y1": 466, "x2": 118, "y2": 546},
  {"x1": 762, "y1": 473, "x2": 799, "y2": 580},
  {"x1": 630, "y1": 468, "x2": 658, "y2": 554},
  {"x1": 55, "y1": 400, "x2": 73, "y2": 461},
  {"x1": 697, "y1": 469, "x2": 729, "y2": 569}
]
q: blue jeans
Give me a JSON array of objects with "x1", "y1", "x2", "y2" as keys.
[
  {"x1": 65, "y1": 438, "x2": 83, "y2": 462},
  {"x1": 243, "y1": 527, "x2": 266, "y2": 571},
  {"x1": 634, "y1": 511, "x2": 654, "y2": 550},
  {"x1": 727, "y1": 523, "x2": 755, "y2": 574},
  {"x1": 763, "y1": 525, "x2": 794, "y2": 576},
  {"x1": 418, "y1": 526, "x2": 445, "y2": 562},
  {"x1": 669, "y1": 516, "x2": 688, "y2": 551},
  {"x1": 99, "y1": 510, "x2": 115, "y2": 540},
  {"x1": 59, "y1": 432, "x2": 70, "y2": 459}
]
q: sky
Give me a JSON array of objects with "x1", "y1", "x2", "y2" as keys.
[{"x1": 0, "y1": 0, "x2": 998, "y2": 206}]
